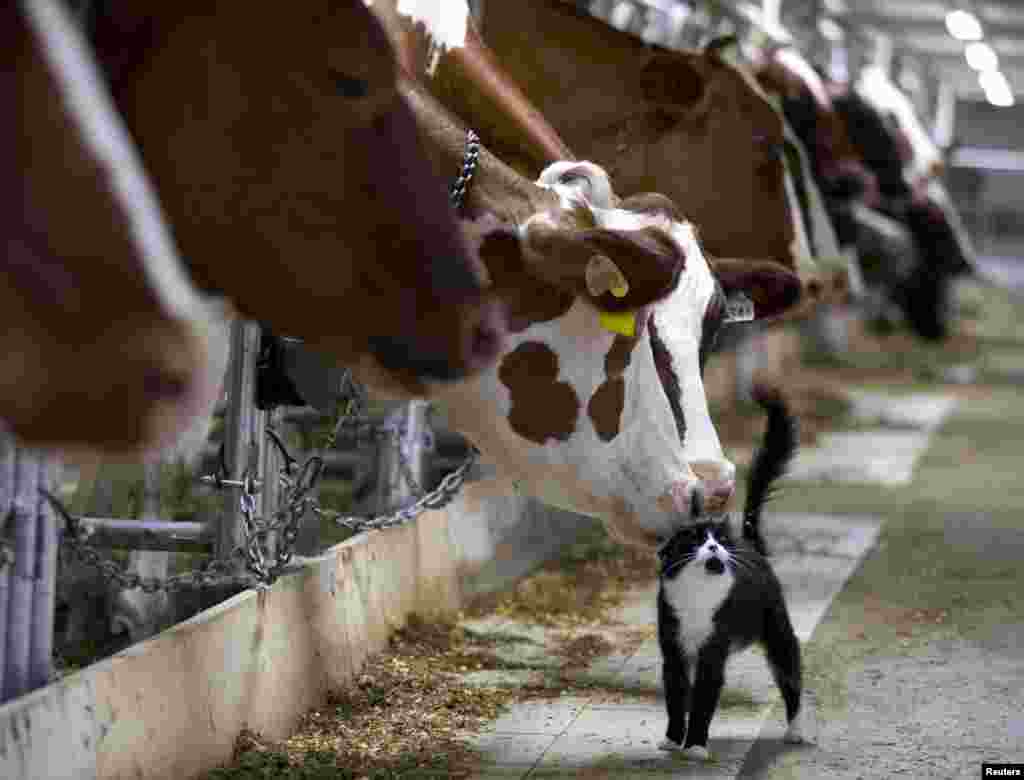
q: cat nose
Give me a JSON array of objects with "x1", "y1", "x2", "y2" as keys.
[{"x1": 707, "y1": 543, "x2": 718, "y2": 553}]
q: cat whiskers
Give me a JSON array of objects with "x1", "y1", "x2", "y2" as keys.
[{"x1": 661, "y1": 551, "x2": 698, "y2": 578}]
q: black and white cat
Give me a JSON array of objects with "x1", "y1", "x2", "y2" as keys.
[{"x1": 656, "y1": 387, "x2": 804, "y2": 760}]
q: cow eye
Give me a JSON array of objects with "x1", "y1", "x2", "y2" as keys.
[{"x1": 330, "y1": 69, "x2": 369, "y2": 98}]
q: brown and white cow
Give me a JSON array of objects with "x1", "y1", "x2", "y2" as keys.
[
  {"x1": 80, "y1": 1, "x2": 507, "y2": 402},
  {"x1": 3, "y1": 0, "x2": 230, "y2": 456},
  {"x1": 375, "y1": 0, "x2": 824, "y2": 315},
  {"x1": 400, "y1": 79, "x2": 800, "y2": 548}
]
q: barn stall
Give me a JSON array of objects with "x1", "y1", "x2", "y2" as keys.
[{"x1": 4, "y1": 0, "x2": 1024, "y2": 778}]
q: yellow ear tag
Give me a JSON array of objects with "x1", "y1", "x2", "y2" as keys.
[
  {"x1": 599, "y1": 310, "x2": 636, "y2": 337},
  {"x1": 610, "y1": 283, "x2": 629, "y2": 298}
]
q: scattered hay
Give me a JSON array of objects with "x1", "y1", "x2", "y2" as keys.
[
  {"x1": 555, "y1": 632, "x2": 614, "y2": 669},
  {"x1": 206, "y1": 532, "x2": 658, "y2": 778},
  {"x1": 203, "y1": 615, "x2": 515, "y2": 779},
  {"x1": 465, "y1": 529, "x2": 656, "y2": 628}
]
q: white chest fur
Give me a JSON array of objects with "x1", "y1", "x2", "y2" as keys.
[{"x1": 662, "y1": 566, "x2": 735, "y2": 659}]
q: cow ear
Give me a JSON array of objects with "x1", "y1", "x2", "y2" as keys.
[
  {"x1": 638, "y1": 52, "x2": 707, "y2": 114},
  {"x1": 522, "y1": 222, "x2": 686, "y2": 311},
  {"x1": 710, "y1": 258, "x2": 802, "y2": 321}
]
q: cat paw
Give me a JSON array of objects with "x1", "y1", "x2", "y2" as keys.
[
  {"x1": 784, "y1": 718, "x2": 807, "y2": 744},
  {"x1": 682, "y1": 745, "x2": 712, "y2": 761},
  {"x1": 657, "y1": 738, "x2": 683, "y2": 752}
]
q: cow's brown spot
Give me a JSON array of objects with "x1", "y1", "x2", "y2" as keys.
[
  {"x1": 587, "y1": 334, "x2": 636, "y2": 442},
  {"x1": 498, "y1": 341, "x2": 578, "y2": 444}
]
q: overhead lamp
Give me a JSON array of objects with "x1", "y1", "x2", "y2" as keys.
[
  {"x1": 985, "y1": 85, "x2": 1015, "y2": 107},
  {"x1": 979, "y1": 70, "x2": 1015, "y2": 107},
  {"x1": 945, "y1": 9, "x2": 983, "y2": 41},
  {"x1": 979, "y1": 69, "x2": 1010, "y2": 93},
  {"x1": 965, "y1": 41, "x2": 999, "y2": 71}
]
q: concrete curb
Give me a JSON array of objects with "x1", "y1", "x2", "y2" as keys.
[{"x1": 0, "y1": 479, "x2": 594, "y2": 780}]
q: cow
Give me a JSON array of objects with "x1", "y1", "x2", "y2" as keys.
[
  {"x1": 4, "y1": 0, "x2": 230, "y2": 456},
  {"x1": 76, "y1": 1, "x2": 509, "y2": 404},
  {"x1": 377, "y1": 78, "x2": 802, "y2": 548}
]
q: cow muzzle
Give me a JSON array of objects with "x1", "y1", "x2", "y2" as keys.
[{"x1": 689, "y1": 459, "x2": 736, "y2": 514}]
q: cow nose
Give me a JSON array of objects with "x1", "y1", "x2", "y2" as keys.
[
  {"x1": 689, "y1": 460, "x2": 736, "y2": 514},
  {"x1": 702, "y1": 479, "x2": 735, "y2": 513}
]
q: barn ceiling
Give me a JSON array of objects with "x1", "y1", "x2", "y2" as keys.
[
  {"x1": 587, "y1": 1, "x2": 1024, "y2": 101},
  {"x1": 841, "y1": 0, "x2": 1024, "y2": 99}
]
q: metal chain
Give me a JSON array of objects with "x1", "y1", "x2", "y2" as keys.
[
  {"x1": 448, "y1": 129, "x2": 480, "y2": 210},
  {"x1": 41, "y1": 489, "x2": 261, "y2": 593},
  {"x1": 34, "y1": 367, "x2": 476, "y2": 591},
  {"x1": 309, "y1": 371, "x2": 478, "y2": 535}
]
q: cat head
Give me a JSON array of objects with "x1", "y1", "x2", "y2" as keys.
[{"x1": 658, "y1": 518, "x2": 737, "y2": 579}]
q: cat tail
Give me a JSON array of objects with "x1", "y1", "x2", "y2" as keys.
[{"x1": 743, "y1": 384, "x2": 799, "y2": 557}]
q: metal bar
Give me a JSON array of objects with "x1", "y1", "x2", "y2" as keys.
[
  {"x1": 29, "y1": 457, "x2": 58, "y2": 690},
  {"x1": 112, "y1": 462, "x2": 171, "y2": 640},
  {"x1": 0, "y1": 430, "x2": 16, "y2": 697},
  {"x1": 3, "y1": 448, "x2": 40, "y2": 703},
  {"x1": 74, "y1": 518, "x2": 213, "y2": 552},
  {"x1": 373, "y1": 401, "x2": 431, "y2": 515},
  {"x1": 217, "y1": 320, "x2": 264, "y2": 562},
  {"x1": 261, "y1": 407, "x2": 283, "y2": 563}
]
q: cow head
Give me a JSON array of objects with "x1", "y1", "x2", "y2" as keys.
[
  {"x1": 86, "y1": 1, "x2": 506, "y2": 398},
  {"x1": 2, "y1": 0, "x2": 230, "y2": 456},
  {"x1": 440, "y1": 161, "x2": 799, "y2": 549},
  {"x1": 469, "y1": 1, "x2": 818, "y2": 313}
]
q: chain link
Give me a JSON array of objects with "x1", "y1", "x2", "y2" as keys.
[
  {"x1": 449, "y1": 129, "x2": 480, "y2": 210},
  {"x1": 37, "y1": 369, "x2": 476, "y2": 593}
]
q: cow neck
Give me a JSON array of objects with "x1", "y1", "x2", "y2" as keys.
[
  {"x1": 479, "y1": 0, "x2": 800, "y2": 270},
  {"x1": 398, "y1": 76, "x2": 560, "y2": 225},
  {"x1": 480, "y1": 0, "x2": 652, "y2": 141},
  {"x1": 430, "y1": 23, "x2": 576, "y2": 176}
]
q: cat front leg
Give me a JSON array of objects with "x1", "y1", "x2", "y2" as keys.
[
  {"x1": 682, "y1": 641, "x2": 729, "y2": 760},
  {"x1": 657, "y1": 595, "x2": 690, "y2": 751},
  {"x1": 659, "y1": 650, "x2": 691, "y2": 750}
]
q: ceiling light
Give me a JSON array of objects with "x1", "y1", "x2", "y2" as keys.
[
  {"x1": 819, "y1": 17, "x2": 844, "y2": 42},
  {"x1": 965, "y1": 41, "x2": 999, "y2": 71},
  {"x1": 979, "y1": 69, "x2": 1010, "y2": 93},
  {"x1": 985, "y1": 85, "x2": 1015, "y2": 107},
  {"x1": 979, "y1": 70, "x2": 1015, "y2": 107},
  {"x1": 945, "y1": 9, "x2": 983, "y2": 41}
]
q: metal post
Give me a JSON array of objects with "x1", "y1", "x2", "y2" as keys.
[
  {"x1": 111, "y1": 462, "x2": 170, "y2": 641},
  {"x1": 373, "y1": 401, "x2": 432, "y2": 515},
  {"x1": 934, "y1": 80, "x2": 957, "y2": 151},
  {"x1": 29, "y1": 457, "x2": 58, "y2": 689},
  {"x1": 260, "y1": 407, "x2": 283, "y2": 563},
  {"x1": 3, "y1": 446, "x2": 40, "y2": 702},
  {"x1": 217, "y1": 320, "x2": 265, "y2": 564},
  {"x1": 0, "y1": 430, "x2": 15, "y2": 697}
]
